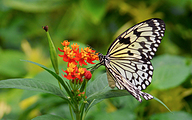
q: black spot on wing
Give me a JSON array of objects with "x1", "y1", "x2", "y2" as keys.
[
  {"x1": 133, "y1": 28, "x2": 141, "y2": 37},
  {"x1": 136, "y1": 78, "x2": 139, "y2": 82},
  {"x1": 130, "y1": 80, "x2": 133, "y2": 83},
  {"x1": 139, "y1": 42, "x2": 148, "y2": 49},
  {"x1": 128, "y1": 50, "x2": 134, "y2": 56},
  {"x1": 119, "y1": 37, "x2": 131, "y2": 44},
  {"x1": 144, "y1": 36, "x2": 153, "y2": 42},
  {"x1": 142, "y1": 73, "x2": 145, "y2": 77},
  {"x1": 142, "y1": 66, "x2": 145, "y2": 70}
]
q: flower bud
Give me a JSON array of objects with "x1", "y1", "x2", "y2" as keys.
[
  {"x1": 84, "y1": 70, "x2": 92, "y2": 80},
  {"x1": 77, "y1": 94, "x2": 82, "y2": 100}
]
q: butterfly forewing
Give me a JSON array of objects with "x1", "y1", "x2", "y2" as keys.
[
  {"x1": 108, "y1": 18, "x2": 165, "y2": 61},
  {"x1": 104, "y1": 18, "x2": 165, "y2": 91}
]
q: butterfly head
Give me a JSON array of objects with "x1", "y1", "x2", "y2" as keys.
[
  {"x1": 98, "y1": 53, "x2": 105, "y2": 65},
  {"x1": 87, "y1": 53, "x2": 105, "y2": 72}
]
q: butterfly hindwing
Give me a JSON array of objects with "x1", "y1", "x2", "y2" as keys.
[
  {"x1": 105, "y1": 64, "x2": 153, "y2": 102},
  {"x1": 106, "y1": 68, "x2": 116, "y2": 89},
  {"x1": 109, "y1": 58, "x2": 153, "y2": 90}
]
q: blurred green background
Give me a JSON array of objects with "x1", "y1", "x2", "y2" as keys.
[{"x1": 0, "y1": 0, "x2": 192, "y2": 120}]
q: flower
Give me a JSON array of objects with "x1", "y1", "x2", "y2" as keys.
[
  {"x1": 58, "y1": 40, "x2": 99, "y2": 84},
  {"x1": 74, "y1": 48, "x2": 88, "y2": 66},
  {"x1": 71, "y1": 43, "x2": 79, "y2": 51},
  {"x1": 61, "y1": 40, "x2": 70, "y2": 46}
]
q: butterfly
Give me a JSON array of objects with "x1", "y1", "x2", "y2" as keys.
[{"x1": 92, "y1": 18, "x2": 165, "y2": 102}]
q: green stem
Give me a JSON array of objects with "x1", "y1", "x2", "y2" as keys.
[
  {"x1": 69, "y1": 104, "x2": 75, "y2": 120},
  {"x1": 80, "y1": 79, "x2": 86, "y2": 92},
  {"x1": 75, "y1": 104, "x2": 80, "y2": 120},
  {"x1": 80, "y1": 102, "x2": 86, "y2": 120},
  {"x1": 70, "y1": 80, "x2": 74, "y2": 90},
  {"x1": 84, "y1": 80, "x2": 87, "y2": 97}
]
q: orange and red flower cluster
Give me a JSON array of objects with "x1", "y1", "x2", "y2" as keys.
[{"x1": 58, "y1": 40, "x2": 98, "y2": 83}]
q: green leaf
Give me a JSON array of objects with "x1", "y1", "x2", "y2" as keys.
[
  {"x1": 32, "y1": 114, "x2": 65, "y2": 120},
  {"x1": 85, "y1": 73, "x2": 130, "y2": 111},
  {"x1": 0, "y1": 79, "x2": 68, "y2": 101},
  {"x1": 87, "y1": 89, "x2": 130, "y2": 101},
  {"x1": 21, "y1": 60, "x2": 77, "y2": 105},
  {"x1": 21, "y1": 60, "x2": 71, "y2": 96},
  {"x1": 152, "y1": 54, "x2": 187, "y2": 68},
  {"x1": 90, "y1": 108, "x2": 136, "y2": 120},
  {"x1": 86, "y1": 73, "x2": 109, "y2": 97},
  {"x1": 86, "y1": 73, "x2": 129, "y2": 100},
  {"x1": 151, "y1": 55, "x2": 191, "y2": 90},
  {"x1": 150, "y1": 111, "x2": 192, "y2": 120}
]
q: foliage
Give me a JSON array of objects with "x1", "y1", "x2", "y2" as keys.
[{"x1": 0, "y1": 0, "x2": 192, "y2": 120}]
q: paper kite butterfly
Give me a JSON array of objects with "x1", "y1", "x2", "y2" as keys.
[{"x1": 92, "y1": 18, "x2": 165, "y2": 102}]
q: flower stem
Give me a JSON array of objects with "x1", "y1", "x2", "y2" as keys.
[
  {"x1": 69, "y1": 104, "x2": 75, "y2": 120},
  {"x1": 75, "y1": 104, "x2": 80, "y2": 120},
  {"x1": 76, "y1": 112, "x2": 80, "y2": 120},
  {"x1": 80, "y1": 102, "x2": 86, "y2": 120}
]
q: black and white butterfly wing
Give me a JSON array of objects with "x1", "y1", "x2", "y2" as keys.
[
  {"x1": 106, "y1": 18, "x2": 165, "y2": 91},
  {"x1": 107, "y1": 18, "x2": 165, "y2": 61},
  {"x1": 105, "y1": 63, "x2": 153, "y2": 102}
]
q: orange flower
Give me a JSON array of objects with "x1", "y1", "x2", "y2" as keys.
[
  {"x1": 71, "y1": 43, "x2": 79, "y2": 51},
  {"x1": 74, "y1": 48, "x2": 88, "y2": 66},
  {"x1": 62, "y1": 63, "x2": 77, "y2": 80},
  {"x1": 78, "y1": 68, "x2": 85, "y2": 75},
  {"x1": 64, "y1": 46, "x2": 71, "y2": 54},
  {"x1": 61, "y1": 40, "x2": 70, "y2": 46},
  {"x1": 58, "y1": 46, "x2": 77, "y2": 66},
  {"x1": 84, "y1": 47, "x2": 92, "y2": 53},
  {"x1": 58, "y1": 40, "x2": 99, "y2": 84},
  {"x1": 67, "y1": 51, "x2": 76, "y2": 59}
]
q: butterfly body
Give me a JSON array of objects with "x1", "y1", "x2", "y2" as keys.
[{"x1": 96, "y1": 18, "x2": 165, "y2": 102}]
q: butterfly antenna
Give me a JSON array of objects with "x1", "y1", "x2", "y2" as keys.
[
  {"x1": 86, "y1": 44, "x2": 101, "y2": 54},
  {"x1": 86, "y1": 44, "x2": 94, "y2": 49}
]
